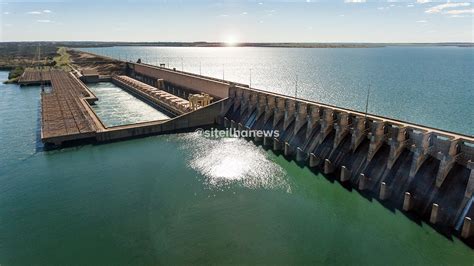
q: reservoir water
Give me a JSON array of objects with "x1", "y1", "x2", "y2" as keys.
[
  {"x1": 0, "y1": 46, "x2": 473, "y2": 264},
  {"x1": 82, "y1": 46, "x2": 474, "y2": 136}
]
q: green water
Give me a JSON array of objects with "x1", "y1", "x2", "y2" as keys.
[{"x1": 0, "y1": 71, "x2": 472, "y2": 264}]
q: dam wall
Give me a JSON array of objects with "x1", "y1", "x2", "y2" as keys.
[
  {"x1": 126, "y1": 62, "x2": 230, "y2": 99},
  {"x1": 222, "y1": 84, "x2": 474, "y2": 240}
]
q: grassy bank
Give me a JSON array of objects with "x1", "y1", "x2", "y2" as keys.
[{"x1": 53, "y1": 47, "x2": 71, "y2": 70}]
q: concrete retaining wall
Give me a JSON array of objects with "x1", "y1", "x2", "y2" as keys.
[
  {"x1": 128, "y1": 63, "x2": 230, "y2": 99},
  {"x1": 96, "y1": 98, "x2": 227, "y2": 142}
]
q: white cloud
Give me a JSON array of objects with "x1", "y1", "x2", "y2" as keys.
[
  {"x1": 445, "y1": 9, "x2": 474, "y2": 15},
  {"x1": 417, "y1": 0, "x2": 431, "y2": 3},
  {"x1": 241, "y1": 12, "x2": 248, "y2": 15},
  {"x1": 3, "y1": 11, "x2": 9, "y2": 15},
  {"x1": 416, "y1": 20, "x2": 427, "y2": 23},
  {"x1": 345, "y1": 0, "x2": 366, "y2": 3},
  {"x1": 407, "y1": 4, "x2": 414, "y2": 7},
  {"x1": 27, "y1": 10, "x2": 53, "y2": 15},
  {"x1": 425, "y1": 2, "x2": 470, "y2": 14},
  {"x1": 37, "y1": 19, "x2": 51, "y2": 23}
]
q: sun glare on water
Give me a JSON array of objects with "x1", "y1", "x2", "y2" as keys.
[{"x1": 179, "y1": 133, "x2": 290, "y2": 191}]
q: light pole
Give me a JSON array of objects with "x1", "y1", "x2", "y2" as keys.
[
  {"x1": 249, "y1": 68, "x2": 252, "y2": 88},
  {"x1": 365, "y1": 83, "x2": 371, "y2": 119},
  {"x1": 295, "y1": 74, "x2": 298, "y2": 100}
]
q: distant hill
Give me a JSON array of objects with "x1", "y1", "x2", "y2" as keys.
[{"x1": 1, "y1": 41, "x2": 473, "y2": 49}]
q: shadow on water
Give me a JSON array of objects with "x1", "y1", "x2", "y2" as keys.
[
  {"x1": 243, "y1": 133, "x2": 474, "y2": 248},
  {"x1": 35, "y1": 99, "x2": 45, "y2": 153}
]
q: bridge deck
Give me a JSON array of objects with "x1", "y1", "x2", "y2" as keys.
[
  {"x1": 41, "y1": 70, "x2": 99, "y2": 144},
  {"x1": 18, "y1": 70, "x2": 52, "y2": 85}
]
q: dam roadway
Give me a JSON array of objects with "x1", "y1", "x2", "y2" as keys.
[{"x1": 21, "y1": 59, "x2": 474, "y2": 245}]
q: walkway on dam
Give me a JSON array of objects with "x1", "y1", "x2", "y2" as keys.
[
  {"x1": 18, "y1": 69, "x2": 52, "y2": 85},
  {"x1": 40, "y1": 70, "x2": 101, "y2": 144}
]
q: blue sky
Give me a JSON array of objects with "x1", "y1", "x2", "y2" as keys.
[{"x1": 0, "y1": 0, "x2": 472, "y2": 42}]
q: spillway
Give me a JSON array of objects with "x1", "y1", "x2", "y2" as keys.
[{"x1": 221, "y1": 84, "x2": 474, "y2": 245}]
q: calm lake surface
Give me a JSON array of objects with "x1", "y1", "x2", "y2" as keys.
[
  {"x1": 0, "y1": 46, "x2": 473, "y2": 265},
  {"x1": 82, "y1": 46, "x2": 474, "y2": 136}
]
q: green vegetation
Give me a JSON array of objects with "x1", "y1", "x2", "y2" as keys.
[
  {"x1": 8, "y1": 66, "x2": 24, "y2": 79},
  {"x1": 53, "y1": 47, "x2": 71, "y2": 70},
  {"x1": 5, "y1": 66, "x2": 25, "y2": 83}
]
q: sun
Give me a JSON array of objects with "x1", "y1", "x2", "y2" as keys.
[{"x1": 224, "y1": 35, "x2": 239, "y2": 46}]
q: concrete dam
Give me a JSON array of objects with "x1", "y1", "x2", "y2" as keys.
[{"x1": 21, "y1": 58, "x2": 474, "y2": 245}]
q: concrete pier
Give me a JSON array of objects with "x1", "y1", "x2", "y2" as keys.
[
  {"x1": 324, "y1": 159, "x2": 334, "y2": 174},
  {"x1": 403, "y1": 192, "x2": 414, "y2": 211},
  {"x1": 461, "y1": 217, "x2": 473, "y2": 238},
  {"x1": 379, "y1": 182, "x2": 390, "y2": 200},
  {"x1": 296, "y1": 147, "x2": 306, "y2": 162},
  {"x1": 367, "y1": 121, "x2": 385, "y2": 161},
  {"x1": 334, "y1": 112, "x2": 350, "y2": 149},
  {"x1": 306, "y1": 106, "x2": 320, "y2": 139},
  {"x1": 340, "y1": 166, "x2": 351, "y2": 182},
  {"x1": 317, "y1": 109, "x2": 334, "y2": 145},
  {"x1": 350, "y1": 116, "x2": 367, "y2": 152},
  {"x1": 430, "y1": 203, "x2": 440, "y2": 224},
  {"x1": 294, "y1": 102, "x2": 307, "y2": 135},
  {"x1": 387, "y1": 126, "x2": 407, "y2": 169},
  {"x1": 309, "y1": 153, "x2": 320, "y2": 167},
  {"x1": 358, "y1": 173, "x2": 369, "y2": 190}
]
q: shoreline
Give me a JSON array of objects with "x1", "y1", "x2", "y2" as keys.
[{"x1": 1, "y1": 41, "x2": 473, "y2": 49}]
